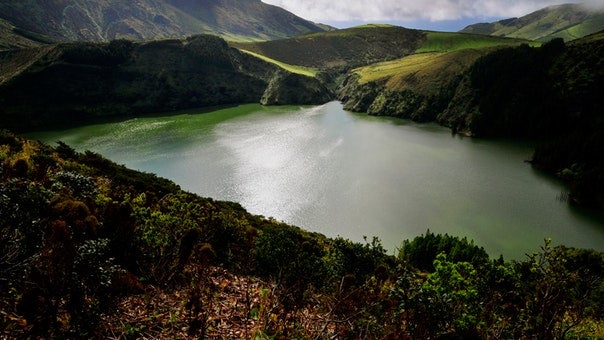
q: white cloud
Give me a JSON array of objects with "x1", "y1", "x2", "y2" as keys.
[{"x1": 262, "y1": 0, "x2": 591, "y2": 24}]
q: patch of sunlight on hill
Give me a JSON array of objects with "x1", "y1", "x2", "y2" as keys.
[
  {"x1": 354, "y1": 49, "x2": 487, "y2": 93},
  {"x1": 417, "y1": 31, "x2": 539, "y2": 53},
  {"x1": 238, "y1": 49, "x2": 318, "y2": 77},
  {"x1": 355, "y1": 53, "x2": 446, "y2": 84}
]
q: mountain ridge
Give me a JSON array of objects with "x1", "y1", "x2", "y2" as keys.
[
  {"x1": 460, "y1": 3, "x2": 604, "y2": 41},
  {"x1": 0, "y1": 0, "x2": 328, "y2": 48}
]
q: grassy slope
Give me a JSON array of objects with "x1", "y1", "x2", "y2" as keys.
[
  {"x1": 354, "y1": 50, "x2": 486, "y2": 93},
  {"x1": 546, "y1": 15, "x2": 604, "y2": 41},
  {"x1": 231, "y1": 25, "x2": 539, "y2": 85},
  {"x1": 230, "y1": 25, "x2": 425, "y2": 69},
  {"x1": 352, "y1": 31, "x2": 535, "y2": 93},
  {"x1": 238, "y1": 49, "x2": 318, "y2": 77},
  {"x1": 416, "y1": 31, "x2": 539, "y2": 52},
  {"x1": 461, "y1": 4, "x2": 604, "y2": 42}
]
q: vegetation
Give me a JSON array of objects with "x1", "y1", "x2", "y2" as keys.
[
  {"x1": 0, "y1": 35, "x2": 331, "y2": 132},
  {"x1": 239, "y1": 49, "x2": 319, "y2": 77},
  {"x1": 416, "y1": 31, "x2": 538, "y2": 53},
  {"x1": 339, "y1": 31, "x2": 604, "y2": 211},
  {"x1": 0, "y1": 0, "x2": 326, "y2": 43},
  {"x1": 231, "y1": 25, "x2": 425, "y2": 69},
  {"x1": 460, "y1": 3, "x2": 604, "y2": 42},
  {"x1": 0, "y1": 3, "x2": 602, "y2": 336},
  {"x1": 0, "y1": 18, "x2": 53, "y2": 51},
  {"x1": 441, "y1": 37, "x2": 604, "y2": 209},
  {"x1": 353, "y1": 50, "x2": 485, "y2": 88},
  {"x1": 1, "y1": 131, "x2": 603, "y2": 338}
]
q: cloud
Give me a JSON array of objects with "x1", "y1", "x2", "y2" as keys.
[{"x1": 262, "y1": 0, "x2": 591, "y2": 24}]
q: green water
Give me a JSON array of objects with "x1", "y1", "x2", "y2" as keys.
[{"x1": 25, "y1": 101, "x2": 604, "y2": 258}]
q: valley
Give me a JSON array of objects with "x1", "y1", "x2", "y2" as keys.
[{"x1": 1, "y1": 1, "x2": 603, "y2": 338}]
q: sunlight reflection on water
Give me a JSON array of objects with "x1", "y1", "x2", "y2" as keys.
[{"x1": 25, "y1": 102, "x2": 604, "y2": 259}]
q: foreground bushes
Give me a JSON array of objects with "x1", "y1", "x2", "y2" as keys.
[{"x1": 1, "y1": 131, "x2": 603, "y2": 338}]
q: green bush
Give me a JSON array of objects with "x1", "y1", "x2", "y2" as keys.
[
  {"x1": 254, "y1": 225, "x2": 326, "y2": 316},
  {"x1": 399, "y1": 230, "x2": 489, "y2": 272},
  {"x1": 325, "y1": 236, "x2": 390, "y2": 287}
]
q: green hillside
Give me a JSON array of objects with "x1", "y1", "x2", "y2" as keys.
[
  {"x1": 350, "y1": 32, "x2": 535, "y2": 93},
  {"x1": 461, "y1": 3, "x2": 604, "y2": 41},
  {"x1": 238, "y1": 49, "x2": 319, "y2": 77},
  {"x1": 354, "y1": 49, "x2": 488, "y2": 90},
  {"x1": 332, "y1": 28, "x2": 534, "y2": 121},
  {"x1": 416, "y1": 31, "x2": 539, "y2": 52},
  {"x1": 231, "y1": 25, "x2": 425, "y2": 69},
  {"x1": 231, "y1": 25, "x2": 532, "y2": 73},
  {"x1": 546, "y1": 16, "x2": 604, "y2": 41}
]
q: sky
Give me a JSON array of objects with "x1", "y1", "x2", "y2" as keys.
[{"x1": 262, "y1": 0, "x2": 604, "y2": 31}]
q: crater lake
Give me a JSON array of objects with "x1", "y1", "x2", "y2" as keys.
[{"x1": 25, "y1": 101, "x2": 604, "y2": 258}]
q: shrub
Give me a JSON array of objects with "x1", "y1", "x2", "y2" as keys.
[
  {"x1": 254, "y1": 225, "x2": 326, "y2": 317},
  {"x1": 399, "y1": 230, "x2": 489, "y2": 272},
  {"x1": 324, "y1": 236, "x2": 390, "y2": 287},
  {"x1": 53, "y1": 171, "x2": 96, "y2": 199}
]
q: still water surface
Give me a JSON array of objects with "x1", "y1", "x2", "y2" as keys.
[{"x1": 26, "y1": 102, "x2": 604, "y2": 258}]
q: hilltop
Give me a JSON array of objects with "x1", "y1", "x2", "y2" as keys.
[
  {"x1": 0, "y1": 0, "x2": 328, "y2": 49},
  {"x1": 460, "y1": 3, "x2": 604, "y2": 41}
]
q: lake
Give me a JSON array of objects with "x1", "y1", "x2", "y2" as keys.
[{"x1": 25, "y1": 101, "x2": 604, "y2": 259}]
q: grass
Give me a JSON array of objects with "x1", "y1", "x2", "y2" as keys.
[
  {"x1": 355, "y1": 52, "x2": 447, "y2": 84},
  {"x1": 238, "y1": 49, "x2": 319, "y2": 77},
  {"x1": 353, "y1": 49, "x2": 488, "y2": 93},
  {"x1": 548, "y1": 15, "x2": 604, "y2": 41},
  {"x1": 416, "y1": 31, "x2": 540, "y2": 53}
]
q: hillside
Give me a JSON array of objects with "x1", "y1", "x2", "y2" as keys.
[
  {"x1": 460, "y1": 3, "x2": 604, "y2": 41},
  {"x1": 231, "y1": 25, "x2": 426, "y2": 70},
  {"x1": 0, "y1": 0, "x2": 327, "y2": 45},
  {"x1": 232, "y1": 27, "x2": 533, "y2": 71},
  {"x1": 0, "y1": 18, "x2": 57, "y2": 51},
  {"x1": 0, "y1": 35, "x2": 331, "y2": 132},
  {"x1": 335, "y1": 30, "x2": 533, "y2": 120},
  {"x1": 1, "y1": 131, "x2": 603, "y2": 338}
]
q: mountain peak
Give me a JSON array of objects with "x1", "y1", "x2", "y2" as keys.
[{"x1": 0, "y1": 0, "x2": 327, "y2": 48}]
